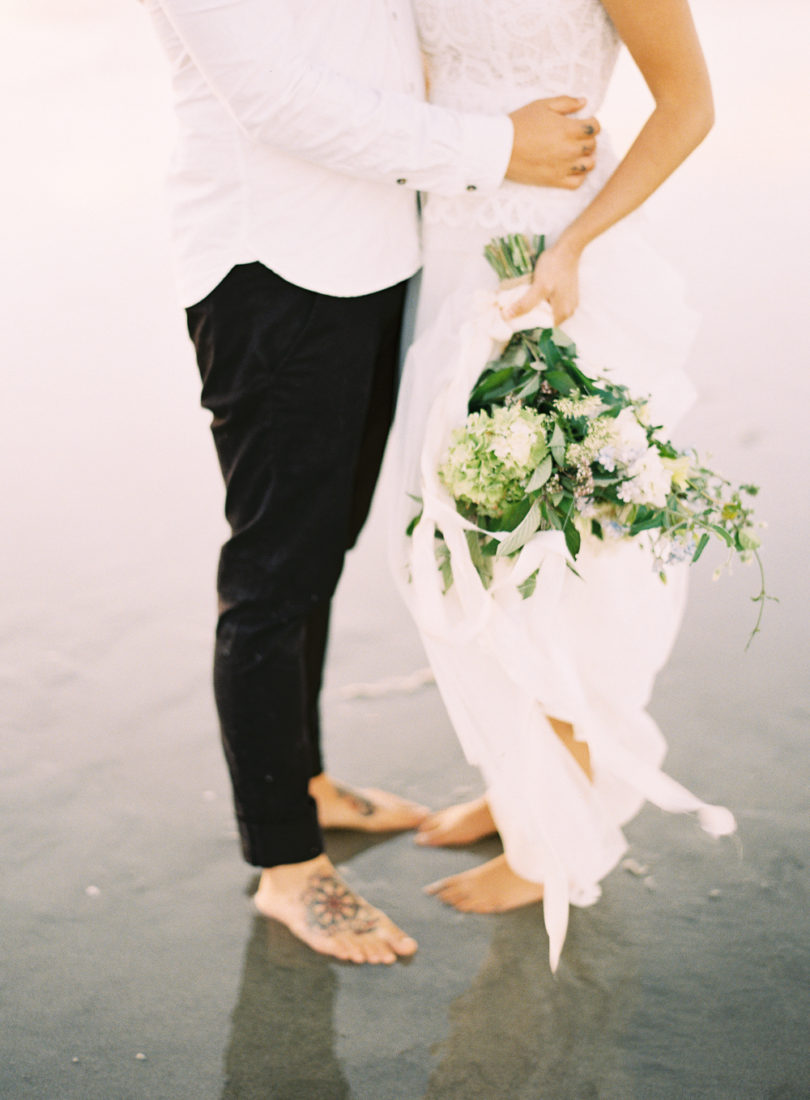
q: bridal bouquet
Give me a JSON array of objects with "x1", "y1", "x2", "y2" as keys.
[{"x1": 416, "y1": 233, "x2": 768, "y2": 642}]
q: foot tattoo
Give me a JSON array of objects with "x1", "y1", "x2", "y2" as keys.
[
  {"x1": 302, "y1": 872, "x2": 379, "y2": 936},
  {"x1": 334, "y1": 783, "x2": 377, "y2": 818}
]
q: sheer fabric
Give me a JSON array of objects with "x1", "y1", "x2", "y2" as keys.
[{"x1": 386, "y1": 0, "x2": 735, "y2": 970}]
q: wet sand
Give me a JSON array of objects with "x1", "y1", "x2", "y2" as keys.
[{"x1": 2, "y1": 2, "x2": 808, "y2": 1097}]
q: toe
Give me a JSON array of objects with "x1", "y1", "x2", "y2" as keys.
[
  {"x1": 440, "y1": 883, "x2": 469, "y2": 909},
  {"x1": 423, "y1": 877, "x2": 446, "y2": 896},
  {"x1": 378, "y1": 915, "x2": 418, "y2": 957},
  {"x1": 392, "y1": 933, "x2": 418, "y2": 957},
  {"x1": 414, "y1": 818, "x2": 442, "y2": 845}
]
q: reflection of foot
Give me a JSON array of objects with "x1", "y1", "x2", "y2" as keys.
[
  {"x1": 254, "y1": 854, "x2": 418, "y2": 964},
  {"x1": 415, "y1": 797, "x2": 498, "y2": 847},
  {"x1": 310, "y1": 773, "x2": 429, "y2": 833},
  {"x1": 425, "y1": 855, "x2": 543, "y2": 913}
]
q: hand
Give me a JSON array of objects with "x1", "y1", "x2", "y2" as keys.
[
  {"x1": 506, "y1": 97, "x2": 599, "y2": 189},
  {"x1": 502, "y1": 239, "x2": 582, "y2": 325}
]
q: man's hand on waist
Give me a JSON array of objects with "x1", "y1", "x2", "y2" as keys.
[{"x1": 506, "y1": 96, "x2": 600, "y2": 189}]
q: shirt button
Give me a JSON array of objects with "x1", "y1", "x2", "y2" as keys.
[
  {"x1": 466, "y1": 184, "x2": 478, "y2": 192},
  {"x1": 396, "y1": 178, "x2": 407, "y2": 185}
]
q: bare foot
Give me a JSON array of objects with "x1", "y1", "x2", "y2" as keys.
[
  {"x1": 425, "y1": 854, "x2": 543, "y2": 913},
  {"x1": 415, "y1": 796, "x2": 498, "y2": 847},
  {"x1": 309, "y1": 773, "x2": 429, "y2": 833},
  {"x1": 254, "y1": 854, "x2": 418, "y2": 964}
]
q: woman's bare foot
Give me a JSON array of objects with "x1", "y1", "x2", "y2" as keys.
[
  {"x1": 254, "y1": 854, "x2": 418, "y2": 964},
  {"x1": 425, "y1": 854, "x2": 543, "y2": 913},
  {"x1": 414, "y1": 796, "x2": 498, "y2": 847},
  {"x1": 310, "y1": 773, "x2": 429, "y2": 833}
]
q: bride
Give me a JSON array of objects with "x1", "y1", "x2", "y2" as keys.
[{"x1": 388, "y1": 0, "x2": 735, "y2": 969}]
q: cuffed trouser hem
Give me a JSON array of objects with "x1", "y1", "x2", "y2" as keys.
[{"x1": 238, "y1": 802, "x2": 325, "y2": 869}]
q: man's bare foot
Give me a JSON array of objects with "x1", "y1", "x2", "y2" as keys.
[
  {"x1": 254, "y1": 854, "x2": 418, "y2": 964},
  {"x1": 414, "y1": 796, "x2": 498, "y2": 847},
  {"x1": 309, "y1": 773, "x2": 429, "y2": 833},
  {"x1": 425, "y1": 854, "x2": 543, "y2": 913}
]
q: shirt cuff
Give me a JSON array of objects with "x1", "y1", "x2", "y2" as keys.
[{"x1": 455, "y1": 113, "x2": 514, "y2": 193}]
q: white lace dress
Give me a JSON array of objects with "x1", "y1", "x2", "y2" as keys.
[{"x1": 386, "y1": 0, "x2": 735, "y2": 970}]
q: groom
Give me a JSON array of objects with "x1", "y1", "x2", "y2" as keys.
[{"x1": 145, "y1": 0, "x2": 599, "y2": 963}]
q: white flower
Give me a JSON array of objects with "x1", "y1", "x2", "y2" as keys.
[
  {"x1": 596, "y1": 445, "x2": 617, "y2": 472},
  {"x1": 617, "y1": 448, "x2": 672, "y2": 508},
  {"x1": 605, "y1": 407, "x2": 649, "y2": 469},
  {"x1": 491, "y1": 416, "x2": 536, "y2": 466},
  {"x1": 555, "y1": 395, "x2": 604, "y2": 419}
]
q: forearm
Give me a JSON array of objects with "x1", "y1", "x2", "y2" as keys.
[
  {"x1": 558, "y1": 93, "x2": 713, "y2": 257},
  {"x1": 557, "y1": 0, "x2": 713, "y2": 256},
  {"x1": 156, "y1": 0, "x2": 512, "y2": 195}
]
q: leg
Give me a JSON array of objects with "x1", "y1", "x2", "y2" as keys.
[
  {"x1": 187, "y1": 264, "x2": 416, "y2": 961},
  {"x1": 548, "y1": 715, "x2": 592, "y2": 781},
  {"x1": 296, "y1": 317, "x2": 428, "y2": 832},
  {"x1": 416, "y1": 713, "x2": 592, "y2": 848},
  {"x1": 422, "y1": 715, "x2": 591, "y2": 912}
]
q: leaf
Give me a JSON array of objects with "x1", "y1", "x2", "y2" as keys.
[
  {"x1": 691, "y1": 532, "x2": 710, "y2": 562},
  {"x1": 709, "y1": 523, "x2": 735, "y2": 548},
  {"x1": 563, "y1": 520, "x2": 581, "y2": 559},
  {"x1": 469, "y1": 366, "x2": 515, "y2": 405},
  {"x1": 499, "y1": 341, "x2": 530, "y2": 367},
  {"x1": 499, "y1": 496, "x2": 532, "y2": 532},
  {"x1": 544, "y1": 368, "x2": 575, "y2": 395},
  {"x1": 515, "y1": 374, "x2": 541, "y2": 401},
  {"x1": 435, "y1": 540, "x2": 454, "y2": 593},
  {"x1": 551, "y1": 327, "x2": 576, "y2": 351},
  {"x1": 465, "y1": 529, "x2": 486, "y2": 573},
  {"x1": 629, "y1": 514, "x2": 664, "y2": 535},
  {"x1": 497, "y1": 498, "x2": 543, "y2": 557},
  {"x1": 526, "y1": 453, "x2": 553, "y2": 492},
  {"x1": 564, "y1": 361, "x2": 597, "y2": 395},
  {"x1": 518, "y1": 568, "x2": 540, "y2": 600},
  {"x1": 538, "y1": 329, "x2": 561, "y2": 366},
  {"x1": 405, "y1": 510, "x2": 422, "y2": 537},
  {"x1": 549, "y1": 422, "x2": 567, "y2": 466}
]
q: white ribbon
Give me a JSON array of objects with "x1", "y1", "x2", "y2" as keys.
[{"x1": 400, "y1": 282, "x2": 736, "y2": 972}]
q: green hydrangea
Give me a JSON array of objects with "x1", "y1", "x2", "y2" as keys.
[{"x1": 439, "y1": 405, "x2": 548, "y2": 519}]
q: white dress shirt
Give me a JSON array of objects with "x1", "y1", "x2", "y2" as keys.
[{"x1": 144, "y1": 0, "x2": 514, "y2": 306}]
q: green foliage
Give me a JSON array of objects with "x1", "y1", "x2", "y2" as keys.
[{"x1": 407, "y1": 235, "x2": 770, "y2": 642}]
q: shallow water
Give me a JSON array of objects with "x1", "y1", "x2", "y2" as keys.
[{"x1": 2, "y1": 2, "x2": 809, "y2": 1097}]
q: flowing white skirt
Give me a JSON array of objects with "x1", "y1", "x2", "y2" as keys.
[{"x1": 385, "y1": 211, "x2": 735, "y2": 970}]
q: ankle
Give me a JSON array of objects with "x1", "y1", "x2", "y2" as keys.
[
  {"x1": 259, "y1": 853, "x2": 331, "y2": 895},
  {"x1": 308, "y1": 772, "x2": 334, "y2": 799}
]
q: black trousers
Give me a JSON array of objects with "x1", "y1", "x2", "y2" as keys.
[{"x1": 186, "y1": 263, "x2": 407, "y2": 867}]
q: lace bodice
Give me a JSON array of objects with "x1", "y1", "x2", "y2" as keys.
[{"x1": 413, "y1": 0, "x2": 621, "y2": 232}]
